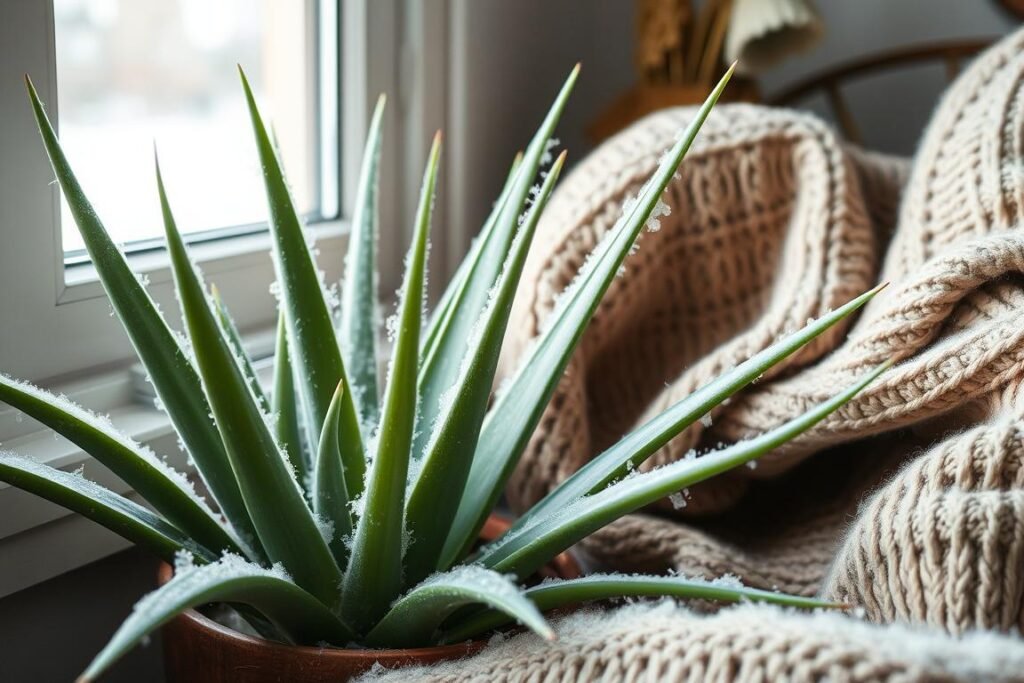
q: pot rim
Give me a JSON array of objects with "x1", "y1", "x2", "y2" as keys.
[
  {"x1": 159, "y1": 513, "x2": 580, "y2": 660},
  {"x1": 157, "y1": 570, "x2": 485, "y2": 662}
]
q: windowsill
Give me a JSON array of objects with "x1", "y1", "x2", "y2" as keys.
[
  {"x1": 61, "y1": 218, "x2": 346, "y2": 303},
  {"x1": 0, "y1": 326, "x2": 279, "y2": 599}
]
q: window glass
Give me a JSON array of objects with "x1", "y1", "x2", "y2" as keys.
[{"x1": 54, "y1": 0, "x2": 318, "y2": 254}]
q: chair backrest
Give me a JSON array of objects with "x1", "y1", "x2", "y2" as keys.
[{"x1": 768, "y1": 39, "x2": 993, "y2": 145}]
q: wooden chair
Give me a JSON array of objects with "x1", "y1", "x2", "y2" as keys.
[{"x1": 767, "y1": 39, "x2": 993, "y2": 145}]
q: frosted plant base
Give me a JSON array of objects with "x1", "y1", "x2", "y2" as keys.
[{"x1": 158, "y1": 514, "x2": 581, "y2": 683}]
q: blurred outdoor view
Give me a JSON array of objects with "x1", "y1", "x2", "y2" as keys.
[{"x1": 54, "y1": 0, "x2": 319, "y2": 254}]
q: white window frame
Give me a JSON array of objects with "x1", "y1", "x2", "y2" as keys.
[
  {"x1": 0, "y1": 0, "x2": 441, "y2": 597},
  {"x1": 0, "y1": 0, "x2": 348, "y2": 383}
]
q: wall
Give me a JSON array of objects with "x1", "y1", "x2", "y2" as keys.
[
  {"x1": 0, "y1": 548, "x2": 164, "y2": 681},
  {"x1": 445, "y1": 0, "x2": 1018, "y2": 263},
  {"x1": 445, "y1": 0, "x2": 636, "y2": 268}
]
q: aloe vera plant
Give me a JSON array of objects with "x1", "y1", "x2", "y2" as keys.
[{"x1": 2, "y1": 63, "x2": 891, "y2": 681}]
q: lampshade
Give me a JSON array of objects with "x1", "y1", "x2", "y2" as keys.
[{"x1": 725, "y1": 0, "x2": 823, "y2": 74}]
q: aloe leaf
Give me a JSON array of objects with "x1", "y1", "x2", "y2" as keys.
[
  {"x1": 520, "y1": 283, "x2": 887, "y2": 527},
  {"x1": 313, "y1": 381, "x2": 352, "y2": 564},
  {"x1": 441, "y1": 66, "x2": 736, "y2": 567},
  {"x1": 441, "y1": 574, "x2": 844, "y2": 643},
  {"x1": 24, "y1": 76, "x2": 260, "y2": 558},
  {"x1": 340, "y1": 94, "x2": 386, "y2": 436},
  {"x1": 421, "y1": 151, "x2": 524, "y2": 357},
  {"x1": 479, "y1": 360, "x2": 891, "y2": 578},
  {"x1": 0, "y1": 375, "x2": 239, "y2": 555},
  {"x1": 405, "y1": 152, "x2": 568, "y2": 584},
  {"x1": 364, "y1": 565, "x2": 552, "y2": 648},
  {"x1": 79, "y1": 557, "x2": 354, "y2": 683},
  {"x1": 413, "y1": 66, "x2": 579, "y2": 464},
  {"x1": 272, "y1": 312, "x2": 307, "y2": 482},
  {"x1": 0, "y1": 453, "x2": 215, "y2": 563},
  {"x1": 212, "y1": 284, "x2": 270, "y2": 413},
  {"x1": 238, "y1": 67, "x2": 365, "y2": 499},
  {"x1": 156, "y1": 155, "x2": 342, "y2": 606},
  {"x1": 340, "y1": 133, "x2": 442, "y2": 632}
]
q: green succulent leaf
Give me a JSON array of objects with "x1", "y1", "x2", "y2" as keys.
[
  {"x1": 0, "y1": 453, "x2": 215, "y2": 563},
  {"x1": 340, "y1": 94, "x2": 386, "y2": 436},
  {"x1": 441, "y1": 574, "x2": 844, "y2": 643},
  {"x1": 24, "y1": 76, "x2": 260, "y2": 558},
  {"x1": 0, "y1": 376, "x2": 239, "y2": 555},
  {"x1": 212, "y1": 284, "x2": 270, "y2": 413},
  {"x1": 79, "y1": 557, "x2": 354, "y2": 683},
  {"x1": 364, "y1": 565, "x2": 553, "y2": 648},
  {"x1": 156, "y1": 155, "x2": 342, "y2": 607},
  {"x1": 272, "y1": 312, "x2": 308, "y2": 482},
  {"x1": 442, "y1": 65, "x2": 736, "y2": 567},
  {"x1": 238, "y1": 67, "x2": 365, "y2": 499},
  {"x1": 413, "y1": 66, "x2": 580, "y2": 464},
  {"x1": 521, "y1": 283, "x2": 887, "y2": 526},
  {"x1": 313, "y1": 381, "x2": 353, "y2": 564},
  {"x1": 405, "y1": 152, "x2": 568, "y2": 584},
  {"x1": 341, "y1": 133, "x2": 442, "y2": 632},
  {"x1": 421, "y1": 151, "x2": 523, "y2": 358},
  {"x1": 479, "y1": 359, "x2": 891, "y2": 578}
]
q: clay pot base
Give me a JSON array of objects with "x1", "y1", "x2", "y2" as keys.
[{"x1": 160, "y1": 514, "x2": 580, "y2": 682}]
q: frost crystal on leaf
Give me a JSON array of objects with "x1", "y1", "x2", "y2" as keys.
[
  {"x1": 646, "y1": 198, "x2": 671, "y2": 232},
  {"x1": 173, "y1": 550, "x2": 196, "y2": 573},
  {"x1": 709, "y1": 573, "x2": 745, "y2": 589},
  {"x1": 540, "y1": 137, "x2": 560, "y2": 165},
  {"x1": 314, "y1": 514, "x2": 335, "y2": 545},
  {"x1": 384, "y1": 312, "x2": 399, "y2": 343}
]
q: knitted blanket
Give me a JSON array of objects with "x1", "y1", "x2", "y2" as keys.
[
  {"x1": 377, "y1": 29, "x2": 1024, "y2": 680},
  {"x1": 362, "y1": 603, "x2": 1024, "y2": 682}
]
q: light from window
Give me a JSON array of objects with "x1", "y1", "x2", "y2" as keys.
[{"x1": 54, "y1": 0, "x2": 319, "y2": 255}]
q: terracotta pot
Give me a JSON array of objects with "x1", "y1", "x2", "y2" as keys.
[{"x1": 160, "y1": 514, "x2": 581, "y2": 682}]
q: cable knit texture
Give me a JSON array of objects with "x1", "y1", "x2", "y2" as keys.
[
  {"x1": 360, "y1": 603, "x2": 1024, "y2": 683},
  {"x1": 381, "y1": 29, "x2": 1024, "y2": 681}
]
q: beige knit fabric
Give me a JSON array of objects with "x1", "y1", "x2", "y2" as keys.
[
  {"x1": 501, "y1": 24, "x2": 1024, "y2": 603},
  {"x1": 361, "y1": 603, "x2": 1024, "y2": 683},
  {"x1": 822, "y1": 393, "x2": 1024, "y2": 634},
  {"x1": 385, "y1": 29, "x2": 1024, "y2": 682}
]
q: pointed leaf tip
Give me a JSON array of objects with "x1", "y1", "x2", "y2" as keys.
[{"x1": 237, "y1": 65, "x2": 253, "y2": 94}]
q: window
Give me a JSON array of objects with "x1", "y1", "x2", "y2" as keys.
[
  {"x1": 0, "y1": 0, "x2": 418, "y2": 596},
  {"x1": 54, "y1": 0, "x2": 325, "y2": 256},
  {"x1": 0, "y1": 0, "x2": 348, "y2": 384}
]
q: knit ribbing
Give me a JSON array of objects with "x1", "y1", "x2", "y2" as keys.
[
  {"x1": 501, "y1": 103, "x2": 879, "y2": 513},
  {"x1": 359, "y1": 603, "x2": 1024, "y2": 683}
]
